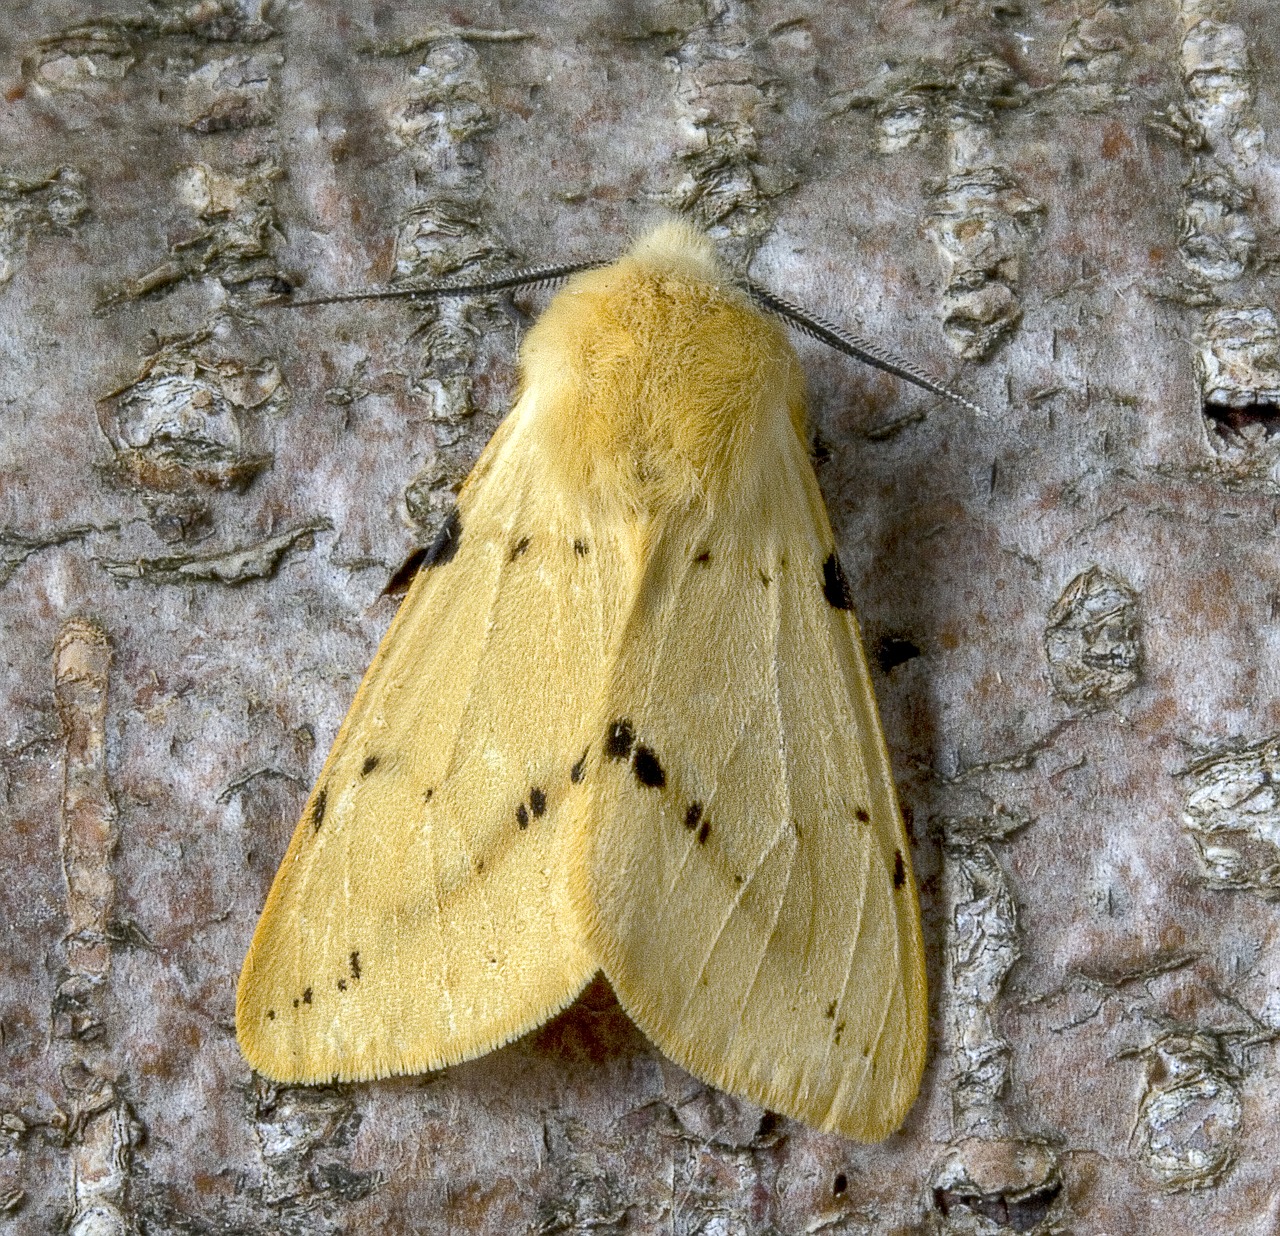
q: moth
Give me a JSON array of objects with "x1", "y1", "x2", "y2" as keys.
[{"x1": 236, "y1": 221, "x2": 968, "y2": 1141}]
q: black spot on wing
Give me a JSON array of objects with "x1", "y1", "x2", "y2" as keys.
[
  {"x1": 633, "y1": 745, "x2": 666, "y2": 789},
  {"x1": 825, "y1": 1001, "x2": 837, "y2": 1019},
  {"x1": 510, "y1": 535, "x2": 531, "y2": 560},
  {"x1": 684, "y1": 802, "x2": 703, "y2": 831},
  {"x1": 822, "y1": 553, "x2": 853, "y2": 610},
  {"x1": 426, "y1": 509, "x2": 462, "y2": 566},
  {"x1": 574, "y1": 538, "x2": 589, "y2": 556},
  {"x1": 833, "y1": 1173, "x2": 847, "y2": 1197},
  {"x1": 311, "y1": 787, "x2": 327, "y2": 833},
  {"x1": 337, "y1": 979, "x2": 347, "y2": 992},
  {"x1": 605, "y1": 720, "x2": 634, "y2": 760},
  {"x1": 361, "y1": 755, "x2": 379, "y2": 776},
  {"x1": 516, "y1": 803, "x2": 530, "y2": 829},
  {"x1": 570, "y1": 747, "x2": 588, "y2": 783},
  {"x1": 424, "y1": 786, "x2": 434, "y2": 801},
  {"x1": 383, "y1": 547, "x2": 428, "y2": 596},
  {"x1": 893, "y1": 849, "x2": 905, "y2": 889},
  {"x1": 385, "y1": 509, "x2": 463, "y2": 594},
  {"x1": 350, "y1": 951, "x2": 361, "y2": 979},
  {"x1": 302, "y1": 987, "x2": 312, "y2": 1005},
  {"x1": 694, "y1": 549, "x2": 711, "y2": 564},
  {"x1": 267, "y1": 1009, "x2": 275, "y2": 1020},
  {"x1": 529, "y1": 787, "x2": 547, "y2": 817},
  {"x1": 292, "y1": 998, "x2": 299, "y2": 1008},
  {"x1": 834, "y1": 1020, "x2": 845, "y2": 1045},
  {"x1": 697, "y1": 819, "x2": 711, "y2": 845},
  {"x1": 855, "y1": 806, "x2": 870, "y2": 824}
]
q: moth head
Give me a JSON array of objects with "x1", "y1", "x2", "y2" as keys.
[{"x1": 621, "y1": 219, "x2": 722, "y2": 284}]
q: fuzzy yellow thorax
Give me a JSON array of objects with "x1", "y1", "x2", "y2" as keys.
[{"x1": 519, "y1": 222, "x2": 807, "y2": 517}]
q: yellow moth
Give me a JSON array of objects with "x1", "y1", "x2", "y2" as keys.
[{"x1": 237, "y1": 222, "x2": 930, "y2": 1142}]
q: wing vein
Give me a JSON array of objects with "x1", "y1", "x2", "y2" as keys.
[
  {"x1": 666, "y1": 689, "x2": 763, "y2": 897},
  {"x1": 823, "y1": 839, "x2": 874, "y2": 1065},
  {"x1": 726, "y1": 541, "x2": 798, "y2": 1044},
  {"x1": 438, "y1": 505, "x2": 517, "y2": 793},
  {"x1": 674, "y1": 812, "x2": 795, "y2": 1022},
  {"x1": 432, "y1": 453, "x2": 540, "y2": 1028}
]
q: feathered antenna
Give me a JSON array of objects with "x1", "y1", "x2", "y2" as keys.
[
  {"x1": 741, "y1": 283, "x2": 987, "y2": 418},
  {"x1": 271, "y1": 257, "x2": 986, "y2": 416},
  {"x1": 279, "y1": 261, "x2": 608, "y2": 308}
]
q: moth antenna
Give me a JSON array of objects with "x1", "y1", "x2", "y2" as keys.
[
  {"x1": 273, "y1": 260, "x2": 609, "y2": 308},
  {"x1": 742, "y1": 281, "x2": 988, "y2": 418},
  {"x1": 273, "y1": 257, "x2": 985, "y2": 418}
]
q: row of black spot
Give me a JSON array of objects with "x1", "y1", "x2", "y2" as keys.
[
  {"x1": 515, "y1": 786, "x2": 547, "y2": 830},
  {"x1": 684, "y1": 801, "x2": 711, "y2": 845},
  {"x1": 310, "y1": 752, "x2": 381, "y2": 835},
  {"x1": 605, "y1": 718, "x2": 713, "y2": 845},
  {"x1": 510, "y1": 739, "x2": 590, "y2": 832},
  {"x1": 605, "y1": 719, "x2": 664, "y2": 788},
  {"x1": 602, "y1": 720, "x2": 904, "y2": 886},
  {"x1": 822, "y1": 999, "x2": 849, "y2": 1045},
  {"x1": 856, "y1": 808, "x2": 907, "y2": 891},
  {"x1": 699, "y1": 546, "x2": 856, "y2": 611},
  {"x1": 264, "y1": 948, "x2": 362, "y2": 1024},
  {"x1": 325, "y1": 742, "x2": 901, "y2": 895},
  {"x1": 388, "y1": 501, "x2": 855, "y2": 617},
  {"x1": 509, "y1": 534, "x2": 591, "y2": 562},
  {"x1": 390, "y1": 529, "x2": 854, "y2": 651}
]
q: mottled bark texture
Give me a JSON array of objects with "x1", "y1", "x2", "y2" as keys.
[{"x1": 2, "y1": 0, "x2": 1279, "y2": 1232}]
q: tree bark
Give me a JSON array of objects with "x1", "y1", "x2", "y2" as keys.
[{"x1": 2, "y1": 0, "x2": 1279, "y2": 1232}]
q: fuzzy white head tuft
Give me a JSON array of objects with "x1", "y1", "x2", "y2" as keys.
[{"x1": 624, "y1": 220, "x2": 724, "y2": 283}]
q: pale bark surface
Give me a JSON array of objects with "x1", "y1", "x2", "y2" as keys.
[{"x1": 2, "y1": 0, "x2": 1279, "y2": 1232}]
